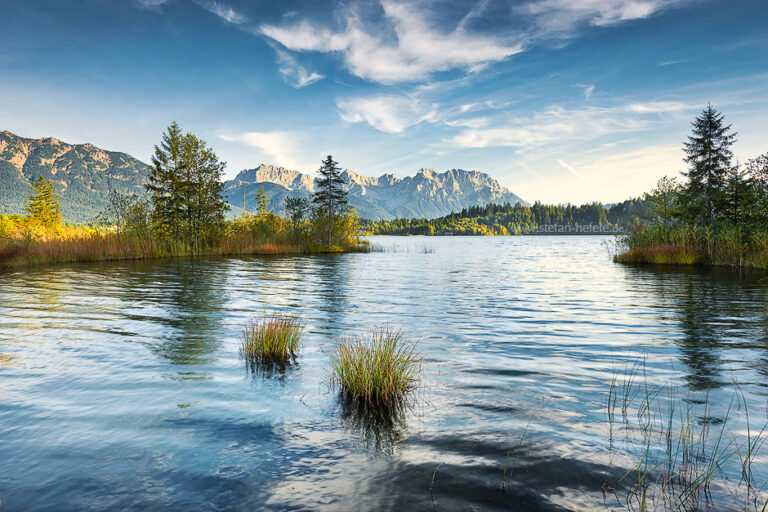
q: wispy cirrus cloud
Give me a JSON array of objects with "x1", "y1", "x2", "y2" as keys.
[
  {"x1": 260, "y1": 1, "x2": 522, "y2": 84},
  {"x1": 337, "y1": 94, "x2": 437, "y2": 133},
  {"x1": 259, "y1": 0, "x2": 689, "y2": 85},
  {"x1": 274, "y1": 48, "x2": 323, "y2": 88},
  {"x1": 195, "y1": 1, "x2": 246, "y2": 24},
  {"x1": 520, "y1": 0, "x2": 690, "y2": 36},
  {"x1": 136, "y1": 0, "x2": 169, "y2": 11},
  {"x1": 625, "y1": 101, "x2": 694, "y2": 113},
  {"x1": 446, "y1": 100, "x2": 698, "y2": 150}
]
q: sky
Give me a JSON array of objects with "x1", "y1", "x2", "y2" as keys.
[{"x1": 1, "y1": 0, "x2": 767, "y2": 204}]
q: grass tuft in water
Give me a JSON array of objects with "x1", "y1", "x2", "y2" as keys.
[
  {"x1": 329, "y1": 328, "x2": 420, "y2": 408},
  {"x1": 240, "y1": 314, "x2": 304, "y2": 369}
]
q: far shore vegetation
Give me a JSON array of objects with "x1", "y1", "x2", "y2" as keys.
[
  {"x1": 615, "y1": 105, "x2": 768, "y2": 269},
  {"x1": 0, "y1": 123, "x2": 363, "y2": 267},
  {"x1": 362, "y1": 200, "x2": 640, "y2": 236}
]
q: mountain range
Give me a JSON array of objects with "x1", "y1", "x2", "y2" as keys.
[
  {"x1": 0, "y1": 131, "x2": 149, "y2": 221},
  {"x1": 0, "y1": 131, "x2": 527, "y2": 222},
  {"x1": 221, "y1": 164, "x2": 527, "y2": 220}
]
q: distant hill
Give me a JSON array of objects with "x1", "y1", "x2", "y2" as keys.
[
  {"x1": 222, "y1": 164, "x2": 528, "y2": 220},
  {"x1": 0, "y1": 131, "x2": 149, "y2": 222}
]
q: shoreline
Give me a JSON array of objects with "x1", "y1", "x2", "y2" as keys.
[
  {"x1": 0, "y1": 237, "x2": 369, "y2": 269},
  {"x1": 614, "y1": 245, "x2": 768, "y2": 270}
]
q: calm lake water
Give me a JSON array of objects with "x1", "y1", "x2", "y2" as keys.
[{"x1": 1, "y1": 236, "x2": 768, "y2": 511}]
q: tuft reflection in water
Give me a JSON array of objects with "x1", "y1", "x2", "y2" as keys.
[
  {"x1": 337, "y1": 394, "x2": 411, "y2": 454},
  {"x1": 1, "y1": 235, "x2": 768, "y2": 511}
]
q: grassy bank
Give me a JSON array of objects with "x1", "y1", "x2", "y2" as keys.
[
  {"x1": 0, "y1": 234, "x2": 368, "y2": 268},
  {"x1": 614, "y1": 224, "x2": 768, "y2": 269},
  {"x1": 0, "y1": 227, "x2": 368, "y2": 268}
]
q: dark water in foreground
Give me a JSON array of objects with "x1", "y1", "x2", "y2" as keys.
[{"x1": 1, "y1": 236, "x2": 768, "y2": 511}]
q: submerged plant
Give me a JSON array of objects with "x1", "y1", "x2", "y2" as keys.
[
  {"x1": 240, "y1": 314, "x2": 304, "y2": 369},
  {"x1": 329, "y1": 328, "x2": 420, "y2": 408}
]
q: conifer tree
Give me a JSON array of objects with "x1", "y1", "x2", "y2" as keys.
[
  {"x1": 25, "y1": 176, "x2": 62, "y2": 231},
  {"x1": 682, "y1": 105, "x2": 736, "y2": 225},
  {"x1": 312, "y1": 155, "x2": 348, "y2": 245},
  {"x1": 146, "y1": 122, "x2": 229, "y2": 250},
  {"x1": 147, "y1": 122, "x2": 184, "y2": 238},
  {"x1": 256, "y1": 185, "x2": 271, "y2": 219}
]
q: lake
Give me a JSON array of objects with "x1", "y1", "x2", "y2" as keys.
[{"x1": 1, "y1": 236, "x2": 767, "y2": 511}]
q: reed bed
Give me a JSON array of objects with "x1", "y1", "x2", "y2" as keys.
[
  {"x1": 605, "y1": 359, "x2": 768, "y2": 511},
  {"x1": 614, "y1": 224, "x2": 768, "y2": 269},
  {"x1": 0, "y1": 231, "x2": 367, "y2": 268},
  {"x1": 329, "y1": 328, "x2": 420, "y2": 408},
  {"x1": 240, "y1": 314, "x2": 304, "y2": 369}
]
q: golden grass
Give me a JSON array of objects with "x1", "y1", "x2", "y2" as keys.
[{"x1": 0, "y1": 231, "x2": 367, "y2": 268}]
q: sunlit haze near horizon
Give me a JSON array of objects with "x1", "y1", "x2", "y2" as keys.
[{"x1": 1, "y1": 0, "x2": 767, "y2": 204}]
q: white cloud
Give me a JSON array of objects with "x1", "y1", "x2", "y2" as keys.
[
  {"x1": 445, "y1": 98, "x2": 700, "y2": 150},
  {"x1": 136, "y1": 0, "x2": 168, "y2": 11},
  {"x1": 583, "y1": 84, "x2": 595, "y2": 99},
  {"x1": 625, "y1": 101, "x2": 692, "y2": 113},
  {"x1": 337, "y1": 95, "x2": 437, "y2": 133},
  {"x1": 444, "y1": 117, "x2": 490, "y2": 129},
  {"x1": 447, "y1": 105, "x2": 647, "y2": 149},
  {"x1": 219, "y1": 132, "x2": 309, "y2": 170},
  {"x1": 520, "y1": 0, "x2": 686, "y2": 36},
  {"x1": 459, "y1": 103, "x2": 476, "y2": 113},
  {"x1": 260, "y1": 0, "x2": 522, "y2": 84},
  {"x1": 275, "y1": 49, "x2": 324, "y2": 88},
  {"x1": 196, "y1": 1, "x2": 246, "y2": 24}
]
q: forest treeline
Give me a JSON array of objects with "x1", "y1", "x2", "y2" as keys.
[{"x1": 363, "y1": 199, "x2": 643, "y2": 236}]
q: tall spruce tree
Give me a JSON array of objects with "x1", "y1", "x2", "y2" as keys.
[
  {"x1": 25, "y1": 176, "x2": 62, "y2": 231},
  {"x1": 147, "y1": 122, "x2": 184, "y2": 238},
  {"x1": 312, "y1": 155, "x2": 348, "y2": 245},
  {"x1": 682, "y1": 104, "x2": 736, "y2": 225},
  {"x1": 146, "y1": 122, "x2": 228, "y2": 250}
]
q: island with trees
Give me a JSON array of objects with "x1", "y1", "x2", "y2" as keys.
[
  {"x1": 616, "y1": 105, "x2": 768, "y2": 268},
  {"x1": 0, "y1": 123, "x2": 363, "y2": 267}
]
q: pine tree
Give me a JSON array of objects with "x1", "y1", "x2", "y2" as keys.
[
  {"x1": 682, "y1": 104, "x2": 737, "y2": 225},
  {"x1": 312, "y1": 155, "x2": 348, "y2": 245},
  {"x1": 25, "y1": 176, "x2": 62, "y2": 231}
]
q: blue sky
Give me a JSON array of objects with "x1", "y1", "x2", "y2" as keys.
[{"x1": 1, "y1": 0, "x2": 767, "y2": 204}]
